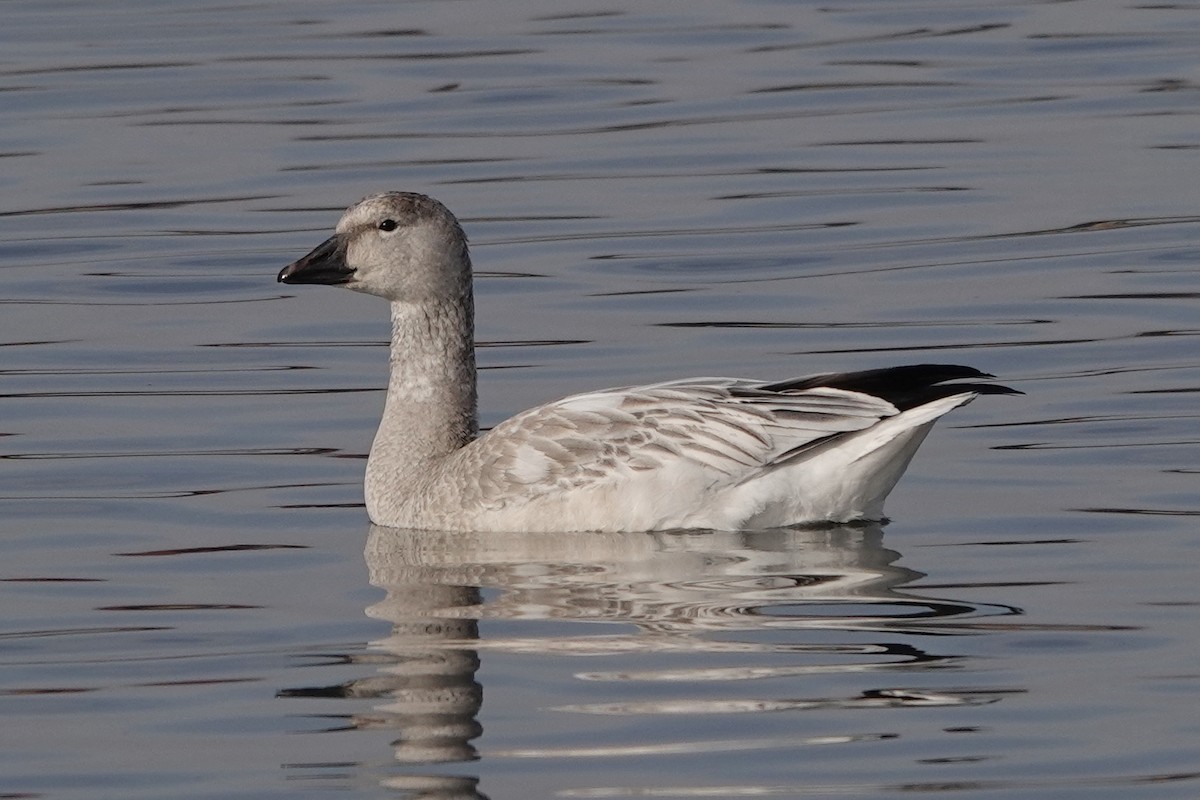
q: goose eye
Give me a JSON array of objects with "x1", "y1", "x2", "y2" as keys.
[{"x1": 378, "y1": 219, "x2": 398, "y2": 232}]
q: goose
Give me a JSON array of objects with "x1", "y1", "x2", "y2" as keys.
[{"x1": 278, "y1": 192, "x2": 1017, "y2": 532}]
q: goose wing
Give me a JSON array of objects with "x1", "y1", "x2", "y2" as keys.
[{"x1": 461, "y1": 377, "x2": 902, "y2": 505}]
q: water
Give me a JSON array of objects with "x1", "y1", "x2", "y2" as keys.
[{"x1": 3, "y1": 1, "x2": 1199, "y2": 797}]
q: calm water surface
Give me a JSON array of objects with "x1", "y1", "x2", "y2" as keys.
[{"x1": 2, "y1": 1, "x2": 1199, "y2": 798}]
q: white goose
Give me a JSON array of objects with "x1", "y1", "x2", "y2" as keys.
[{"x1": 278, "y1": 192, "x2": 1016, "y2": 532}]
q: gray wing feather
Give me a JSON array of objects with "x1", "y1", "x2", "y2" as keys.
[{"x1": 456, "y1": 379, "x2": 899, "y2": 507}]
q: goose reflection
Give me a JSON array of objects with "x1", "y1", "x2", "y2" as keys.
[{"x1": 335, "y1": 522, "x2": 1019, "y2": 795}]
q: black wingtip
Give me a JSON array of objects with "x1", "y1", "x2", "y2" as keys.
[
  {"x1": 765, "y1": 363, "x2": 1020, "y2": 409},
  {"x1": 971, "y1": 383, "x2": 1024, "y2": 396}
]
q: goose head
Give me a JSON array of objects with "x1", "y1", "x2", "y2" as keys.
[{"x1": 278, "y1": 192, "x2": 472, "y2": 304}]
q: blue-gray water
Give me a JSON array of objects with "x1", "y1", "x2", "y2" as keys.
[{"x1": 3, "y1": 2, "x2": 1199, "y2": 798}]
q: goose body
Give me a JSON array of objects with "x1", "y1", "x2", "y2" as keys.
[{"x1": 278, "y1": 192, "x2": 1016, "y2": 532}]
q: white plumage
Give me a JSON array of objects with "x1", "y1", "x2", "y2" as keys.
[{"x1": 279, "y1": 192, "x2": 1016, "y2": 532}]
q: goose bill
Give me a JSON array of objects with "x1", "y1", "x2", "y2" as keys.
[{"x1": 277, "y1": 235, "x2": 354, "y2": 285}]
